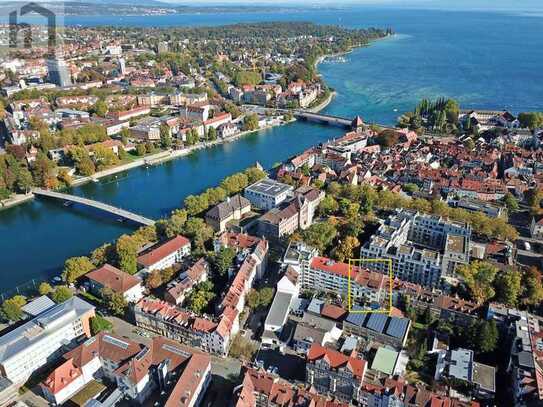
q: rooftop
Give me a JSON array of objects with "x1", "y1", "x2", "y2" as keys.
[
  {"x1": 245, "y1": 178, "x2": 292, "y2": 197},
  {"x1": 371, "y1": 347, "x2": 399, "y2": 376}
]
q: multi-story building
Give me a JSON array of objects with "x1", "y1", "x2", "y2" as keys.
[
  {"x1": 256, "y1": 186, "x2": 324, "y2": 239},
  {"x1": 40, "y1": 333, "x2": 211, "y2": 406},
  {"x1": 164, "y1": 258, "x2": 209, "y2": 305},
  {"x1": 343, "y1": 309, "x2": 411, "y2": 350},
  {"x1": 306, "y1": 343, "x2": 367, "y2": 404},
  {"x1": 137, "y1": 235, "x2": 191, "y2": 272},
  {"x1": 0, "y1": 297, "x2": 95, "y2": 385},
  {"x1": 244, "y1": 178, "x2": 293, "y2": 210},
  {"x1": 86, "y1": 263, "x2": 145, "y2": 303},
  {"x1": 360, "y1": 209, "x2": 471, "y2": 288},
  {"x1": 205, "y1": 194, "x2": 251, "y2": 232}
]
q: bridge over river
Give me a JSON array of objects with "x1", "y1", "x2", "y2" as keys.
[{"x1": 32, "y1": 188, "x2": 155, "y2": 226}]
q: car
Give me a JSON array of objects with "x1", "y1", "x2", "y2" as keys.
[{"x1": 525, "y1": 242, "x2": 532, "y2": 251}]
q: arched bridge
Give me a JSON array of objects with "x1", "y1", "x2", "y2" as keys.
[{"x1": 33, "y1": 188, "x2": 155, "y2": 226}]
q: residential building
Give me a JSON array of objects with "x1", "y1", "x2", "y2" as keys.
[
  {"x1": 137, "y1": 235, "x2": 191, "y2": 272},
  {"x1": 235, "y1": 367, "x2": 349, "y2": 407},
  {"x1": 0, "y1": 297, "x2": 95, "y2": 385},
  {"x1": 205, "y1": 194, "x2": 251, "y2": 232},
  {"x1": 40, "y1": 333, "x2": 210, "y2": 406},
  {"x1": 360, "y1": 209, "x2": 471, "y2": 288},
  {"x1": 434, "y1": 348, "x2": 496, "y2": 399},
  {"x1": 86, "y1": 264, "x2": 144, "y2": 303},
  {"x1": 343, "y1": 309, "x2": 411, "y2": 350},
  {"x1": 306, "y1": 343, "x2": 367, "y2": 403},
  {"x1": 530, "y1": 216, "x2": 543, "y2": 239},
  {"x1": 244, "y1": 178, "x2": 293, "y2": 210},
  {"x1": 256, "y1": 186, "x2": 324, "y2": 239},
  {"x1": 165, "y1": 258, "x2": 209, "y2": 305},
  {"x1": 292, "y1": 312, "x2": 342, "y2": 354}
]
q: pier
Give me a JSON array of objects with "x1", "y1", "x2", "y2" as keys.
[{"x1": 32, "y1": 188, "x2": 155, "y2": 226}]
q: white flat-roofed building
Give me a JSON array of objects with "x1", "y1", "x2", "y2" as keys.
[
  {"x1": 0, "y1": 297, "x2": 95, "y2": 385},
  {"x1": 244, "y1": 178, "x2": 293, "y2": 211}
]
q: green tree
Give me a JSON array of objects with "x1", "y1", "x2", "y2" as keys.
[
  {"x1": 160, "y1": 124, "x2": 172, "y2": 148},
  {"x1": 38, "y1": 282, "x2": 53, "y2": 296},
  {"x1": 244, "y1": 166, "x2": 266, "y2": 184},
  {"x1": 183, "y1": 218, "x2": 212, "y2": 250},
  {"x1": 318, "y1": 195, "x2": 339, "y2": 216},
  {"x1": 90, "y1": 315, "x2": 113, "y2": 335},
  {"x1": 210, "y1": 247, "x2": 236, "y2": 277},
  {"x1": 301, "y1": 220, "x2": 338, "y2": 254},
  {"x1": 207, "y1": 126, "x2": 217, "y2": 141},
  {"x1": 333, "y1": 235, "x2": 360, "y2": 262},
  {"x1": 115, "y1": 235, "x2": 139, "y2": 274},
  {"x1": 523, "y1": 267, "x2": 543, "y2": 306},
  {"x1": 101, "y1": 287, "x2": 128, "y2": 316},
  {"x1": 52, "y1": 286, "x2": 73, "y2": 303},
  {"x1": 63, "y1": 256, "x2": 95, "y2": 284},
  {"x1": 503, "y1": 192, "x2": 519, "y2": 212},
  {"x1": 243, "y1": 113, "x2": 259, "y2": 131},
  {"x1": 494, "y1": 268, "x2": 522, "y2": 306},
  {"x1": 186, "y1": 281, "x2": 215, "y2": 314},
  {"x1": 458, "y1": 261, "x2": 498, "y2": 304},
  {"x1": 0, "y1": 295, "x2": 27, "y2": 321},
  {"x1": 91, "y1": 100, "x2": 108, "y2": 117},
  {"x1": 136, "y1": 144, "x2": 147, "y2": 156}
]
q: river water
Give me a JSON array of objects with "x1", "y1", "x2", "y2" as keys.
[{"x1": 1, "y1": 6, "x2": 542, "y2": 293}]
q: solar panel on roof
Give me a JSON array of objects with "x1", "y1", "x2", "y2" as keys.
[
  {"x1": 345, "y1": 311, "x2": 367, "y2": 327},
  {"x1": 366, "y1": 313, "x2": 388, "y2": 333},
  {"x1": 162, "y1": 343, "x2": 191, "y2": 358},
  {"x1": 386, "y1": 317, "x2": 409, "y2": 339},
  {"x1": 103, "y1": 335, "x2": 129, "y2": 350}
]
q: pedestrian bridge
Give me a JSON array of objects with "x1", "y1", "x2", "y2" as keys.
[
  {"x1": 293, "y1": 111, "x2": 354, "y2": 128},
  {"x1": 33, "y1": 188, "x2": 155, "y2": 226}
]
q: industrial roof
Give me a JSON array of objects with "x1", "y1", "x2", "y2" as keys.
[
  {"x1": 21, "y1": 295, "x2": 56, "y2": 317},
  {"x1": 265, "y1": 292, "x2": 293, "y2": 328},
  {"x1": 371, "y1": 347, "x2": 399, "y2": 375}
]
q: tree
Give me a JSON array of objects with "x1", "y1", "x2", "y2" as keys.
[
  {"x1": 258, "y1": 287, "x2": 274, "y2": 307},
  {"x1": 503, "y1": 192, "x2": 519, "y2": 212},
  {"x1": 243, "y1": 113, "x2": 259, "y2": 131},
  {"x1": 301, "y1": 220, "x2": 338, "y2": 254},
  {"x1": 207, "y1": 126, "x2": 217, "y2": 141},
  {"x1": 0, "y1": 295, "x2": 26, "y2": 321},
  {"x1": 146, "y1": 269, "x2": 163, "y2": 289},
  {"x1": 470, "y1": 320, "x2": 498, "y2": 354},
  {"x1": 136, "y1": 144, "x2": 147, "y2": 156},
  {"x1": 318, "y1": 195, "x2": 339, "y2": 216},
  {"x1": 333, "y1": 236, "x2": 360, "y2": 262},
  {"x1": 183, "y1": 218, "x2": 213, "y2": 250},
  {"x1": 90, "y1": 315, "x2": 113, "y2": 335},
  {"x1": 38, "y1": 282, "x2": 53, "y2": 296},
  {"x1": 160, "y1": 124, "x2": 172, "y2": 148},
  {"x1": 186, "y1": 281, "x2": 215, "y2": 314},
  {"x1": 115, "y1": 235, "x2": 139, "y2": 274},
  {"x1": 63, "y1": 256, "x2": 95, "y2": 284},
  {"x1": 77, "y1": 157, "x2": 96, "y2": 176},
  {"x1": 518, "y1": 112, "x2": 543, "y2": 130},
  {"x1": 52, "y1": 286, "x2": 73, "y2": 303},
  {"x1": 91, "y1": 100, "x2": 108, "y2": 117},
  {"x1": 523, "y1": 267, "x2": 543, "y2": 306},
  {"x1": 90, "y1": 243, "x2": 115, "y2": 267},
  {"x1": 210, "y1": 247, "x2": 236, "y2": 277},
  {"x1": 101, "y1": 287, "x2": 128, "y2": 316},
  {"x1": 526, "y1": 188, "x2": 543, "y2": 213},
  {"x1": 494, "y1": 268, "x2": 522, "y2": 306},
  {"x1": 244, "y1": 166, "x2": 266, "y2": 184},
  {"x1": 457, "y1": 261, "x2": 498, "y2": 304}
]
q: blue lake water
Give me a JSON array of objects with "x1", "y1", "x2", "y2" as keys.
[{"x1": 1, "y1": 6, "x2": 542, "y2": 293}]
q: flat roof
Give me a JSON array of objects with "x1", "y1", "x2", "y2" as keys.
[
  {"x1": 371, "y1": 347, "x2": 398, "y2": 375},
  {"x1": 21, "y1": 295, "x2": 56, "y2": 317},
  {"x1": 449, "y1": 349, "x2": 472, "y2": 381},
  {"x1": 473, "y1": 362, "x2": 496, "y2": 392},
  {"x1": 0, "y1": 297, "x2": 94, "y2": 364},
  {"x1": 265, "y1": 292, "x2": 293, "y2": 328},
  {"x1": 446, "y1": 234, "x2": 467, "y2": 254},
  {"x1": 245, "y1": 178, "x2": 292, "y2": 197}
]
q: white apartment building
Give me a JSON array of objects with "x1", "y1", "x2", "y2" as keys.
[
  {"x1": 281, "y1": 242, "x2": 387, "y2": 306},
  {"x1": 0, "y1": 297, "x2": 95, "y2": 385},
  {"x1": 137, "y1": 235, "x2": 191, "y2": 272},
  {"x1": 360, "y1": 209, "x2": 471, "y2": 288},
  {"x1": 244, "y1": 178, "x2": 293, "y2": 211}
]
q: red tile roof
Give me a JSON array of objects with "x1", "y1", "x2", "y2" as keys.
[
  {"x1": 307, "y1": 343, "x2": 366, "y2": 381},
  {"x1": 86, "y1": 264, "x2": 141, "y2": 293},
  {"x1": 41, "y1": 358, "x2": 82, "y2": 395},
  {"x1": 137, "y1": 235, "x2": 190, "y2": 267}
]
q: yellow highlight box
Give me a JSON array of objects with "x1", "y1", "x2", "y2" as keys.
[{"x1": 347, "y1": 258, "x2": 393, "y2": 315}]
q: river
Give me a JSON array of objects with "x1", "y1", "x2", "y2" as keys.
[{"x1": 1, "y1": 5, "x2": 542, "y2": 294}]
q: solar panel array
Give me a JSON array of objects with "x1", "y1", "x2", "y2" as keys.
[
  {"x1": 386, "y1": 317, "x2": 409, "y2": 339},
  {"x1": 162, "y1": 343, "x2": 191, "y2": 359},
  {"x1": 345, "y1": 311, "x2": 367, "y2": 327},
  {"x1": 103, "y1": 335, "x2": 129, "y2": 350},
  {"x1": 366, "y1": 314, "x2": 388, "y2": 333}
]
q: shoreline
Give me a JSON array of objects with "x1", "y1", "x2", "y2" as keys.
[{"x1": 0, "y1": 119, "x2": 294, "y2": 210}]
